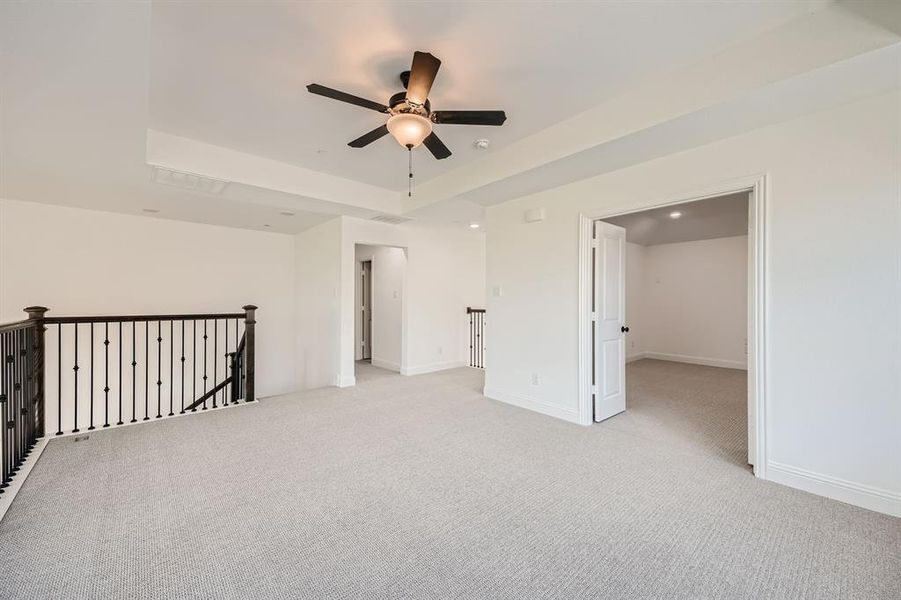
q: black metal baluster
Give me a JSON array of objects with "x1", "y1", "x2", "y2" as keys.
[
  {"x1": 474, "y1": 313, "x2": 478, "y2": 368},
  {"x1": 480, "y1": 313, "x2": 485, "y2": 368},
  {"x1": 1, "y1": 332, "x2": 8, "y2": 491},
  {"x1": 469, "y1": 312, "x2": 475, "y2": 367},
  {"x1": 56, "y1": 324, "x2": 62, "y2": 435},
  {"x1": 202, "y1": 320, "x2": 208, "y2": 410},
  {"x1": 103, "y1": 322, "x2": 110, "y2": 428},
  {"x1": 19, "y1": 327, "x2": 31, "y2": 460},
  {"x1": 9, "y1": 331, "x2": 18, "y2": 471},
  {"x1": 117, "y1": 322, "x2": 123, "y2": 425},
  {"x1": 72, "y1": 324, "x2": 79, "y2": 433},
  {"x1": 144, "y1": 321, "x2": 149, "y2": 421},
  {"x1": 10, "y1": 330, "x2": 19, "y2": 472},
  {"x1": 131, "y1": 322, "x2": 137, "y2": 424},
  {"x1": 212, "y1": 319, "x2": 218, "y2": 409},
  {"x1": 19, "y1": 327, "x2": 31, "y2": 450},
  {"x1": 169, "y1": 320, "x2": 174, "y2": 417},
  {"x1": 8, "y1": 330, "x2": 16, "y2": 477},
  {"x1": 24, "y1": 328, "x2": 33, "y2": 451},
  {"x1": 156, "y1": 321, "x2": 162, "y2": 419},
  {"x1": 88, "y1": 322, "x2": 95, "y2": 430},
  {"x1": 476, "y1": 314, "x2": 482, "y2": 369},
  {"x1": 223, "y1": 318, "x2": 229, "y2": 406},
  {"x1": 192, "y1": 320, "x2": 197, "y2": 412},
  {"x1": 476, "y1": 313, "x2": 484, "y2": 369},
  {"x1": 12, "y1": 329, "x2": 19, "y2": 470},
  {"x1": 18, "y1": 329, "x2": 26, "y2": 461},
  {"x1": 0, "y1": 332, "x2": 9, "y2": 494},
  {"x1": 180, "y1": 321, "x2": 185, "y2": 415}
]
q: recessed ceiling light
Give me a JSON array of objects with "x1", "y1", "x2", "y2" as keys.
[
  {"x1": 474, "y1": 139, "x2": 490, "y2": 150},
  {"x1": 279, "y1": 211, "x2": 295, "y2": 217},
  {"x1": 669, "y1": 211, "x2": 682, "y2": 219},
  {"x1": 141, "y1": 208, "x2": 159, "y2": 213},
  {"x1": 469, "y1": 223, "x2": 480, "y2": 229}
]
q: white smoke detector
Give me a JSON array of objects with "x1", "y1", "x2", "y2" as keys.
[{"x1": 474, "y1": 139, "x2": 490, "y2": 150}]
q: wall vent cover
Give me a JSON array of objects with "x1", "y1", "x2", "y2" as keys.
[
  {"x1": 151, "y1": 166, "x2": 229, "y2": 194},
  {"x1": 370, "y1": 215, "x2": 411, "y2": 225}
]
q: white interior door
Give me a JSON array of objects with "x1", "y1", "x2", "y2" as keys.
[{"x1": 593, "y1": 221, "x2": 627, "y2": 422}]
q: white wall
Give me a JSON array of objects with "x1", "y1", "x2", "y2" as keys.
[
  {"x1": 484, "y1": 91, "x2": 901, "y2": 516},
  {"x1": 295, "y1": 218, "x2": 342, "y2": 390},
  {"x1": 626, "y1": 235, "x2": 748, "y2": 369},
  {"x1": 294, "y1": 216, "x2": 486, "y2": 388},
  {"x1": 624, "y1": 242, "x2": 645, "y2": 360},
  {"x1": 339, "y1": 217, "x2": 485, "y2": 382},
  {"x1": 0, "y1": 199, "x2": 296, "y2": 407},
  {"x1": 354, "y1": 244, "x2": 406, "y2": 370}
]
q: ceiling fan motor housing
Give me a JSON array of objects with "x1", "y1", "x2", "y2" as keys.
[{"x1": 389, "y1": 91, "x2": 430, "y2": 116}]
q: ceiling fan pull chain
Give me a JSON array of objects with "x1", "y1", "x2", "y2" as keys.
[{"x1": 408, "y1": 145, "x2": 413, "y2": 197}]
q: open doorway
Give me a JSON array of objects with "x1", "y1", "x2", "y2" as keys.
[
  {"x1": 354, "y1": 244, "x2": 406, "y2": 382},
  {"x1": 582, "y1": 180, "x2": 766, "y2": 474}
]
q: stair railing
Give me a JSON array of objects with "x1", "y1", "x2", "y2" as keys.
[
  {"x1": 0, "y1": 304, "x2": 257, "y2": 495},
  {"x1": 467, "y1": 307, "x2": 486, "y2": 369}
]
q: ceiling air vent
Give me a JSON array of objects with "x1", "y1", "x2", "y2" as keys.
[
  {"x1": 370, "y1": 215, "x2": 411, "y2": 225},
  {"x1": 151, "y1": 166, "x2": 229, "y2": 194}
]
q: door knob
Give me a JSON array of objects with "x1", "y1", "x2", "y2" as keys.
[{"x1": 621, "y1": 326, "x2": 630, "y2": 333}]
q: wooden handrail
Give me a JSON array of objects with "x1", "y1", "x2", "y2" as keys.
[
  {"x1": 44, "y1": 312, "x2": 245, "y2": 325},
  {"x1": 0, "y1": 319, "x2": 35, "y2": 333},
  {"x1": 184, "y1": 379, "x2": 231, "y2": 412}
]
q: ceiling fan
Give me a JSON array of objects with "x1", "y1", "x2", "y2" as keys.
[{"x1": 307, "y1": 51, "x2": 506, "y2": 160}]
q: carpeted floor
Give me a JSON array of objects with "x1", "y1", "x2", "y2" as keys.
[{"x1": 0, "y1": 359, "x2": 898, "y2": 599}]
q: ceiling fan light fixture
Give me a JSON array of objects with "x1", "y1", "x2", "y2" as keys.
[{"x1": 386, "y1": 113, "x2": 432, "y2": 148}]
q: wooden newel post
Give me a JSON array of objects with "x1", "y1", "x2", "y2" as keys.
[
  {"x1": 24, "y1": 306, "x2": 48, "y2": 439},
  {"x1": 242, "y1": 305, "x2": 257, "y2": 402}
]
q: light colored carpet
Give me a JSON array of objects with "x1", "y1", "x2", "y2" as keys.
[{"x1": 0, "y1": 359, "x2": 898, "y2": 599}]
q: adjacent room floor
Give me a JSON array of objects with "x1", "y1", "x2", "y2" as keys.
[{"x1": 0, "y1": 360, "x2": 898, "y2": 599}]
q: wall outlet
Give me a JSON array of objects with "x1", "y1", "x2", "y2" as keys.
[
  {"x1": 630, "y1": 340, "x2": 635, "y2": 349},
  {"x1": 531, "y1": 373, "x2": 540, "y2": 385},
  {"x1": 437, "y1": 346, "x2": 443, "y2": 355}
]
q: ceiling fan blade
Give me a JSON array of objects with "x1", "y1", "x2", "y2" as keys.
[
  {"x1": 348, "y1": 124, "x2": 390, "y2": 148},
  {"x1": 432, "y1": 110, "x2": 507, "y2": 126},
  {"x1": 405, "y1": 51, "x2": 441, "y2": 106},
  {"x1": 307, "y1": 84, "x2": 389, "y2": 113},
  {"x1": 422, "y1": 132, "x2": 451, "y2": 160}
]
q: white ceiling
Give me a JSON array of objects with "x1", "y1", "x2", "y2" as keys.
[
  {"x1": 1, "y1": 1, "x2": 898, "y2": 234},
  {"x1": 603, "y1": 192, "x2": 749, "y2": 246},
  {"x1": 148, "y1": 1, "x2": 816, "y2": 192}
]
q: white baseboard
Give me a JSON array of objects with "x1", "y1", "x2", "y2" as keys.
[
  {"x1": 626, "y1": 352, "x2": 646, "y2": 363},
  {"x1": 401, "y1": 360, "x2": 466, "y2": 376},
  {"x1": 0, "y1": 437, "x2": 50, "y2": 523},
  {"x1": 483, "y1": 387, "x2": 581, "y2": 425},
  {"x1": 767, "y1": 461, "x2": 901, "y2": 517},
  {"x1": 336, "y1": 374, "x2": 356, "y2": 388},
  {"x1": 642, "y1": 351, "x2": 747, "y2": 371},
  {"x1": 370, "y1": 358, "x2": 401, "y2": 372}
]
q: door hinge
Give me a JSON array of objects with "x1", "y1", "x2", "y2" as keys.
[
  {"x1": 591, "y1": 237, "x2": 599, "y2": 248},
  {"x1": 591, "y1": 385, "x2": 598, "y2": 395},
  {"x1": 591, "y1": 312, "x2": 598, "y2": 322}
]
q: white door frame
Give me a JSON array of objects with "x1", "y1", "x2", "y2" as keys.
[{"x1": 577, "y1": 173, "x2": 768, "y2": 479}]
